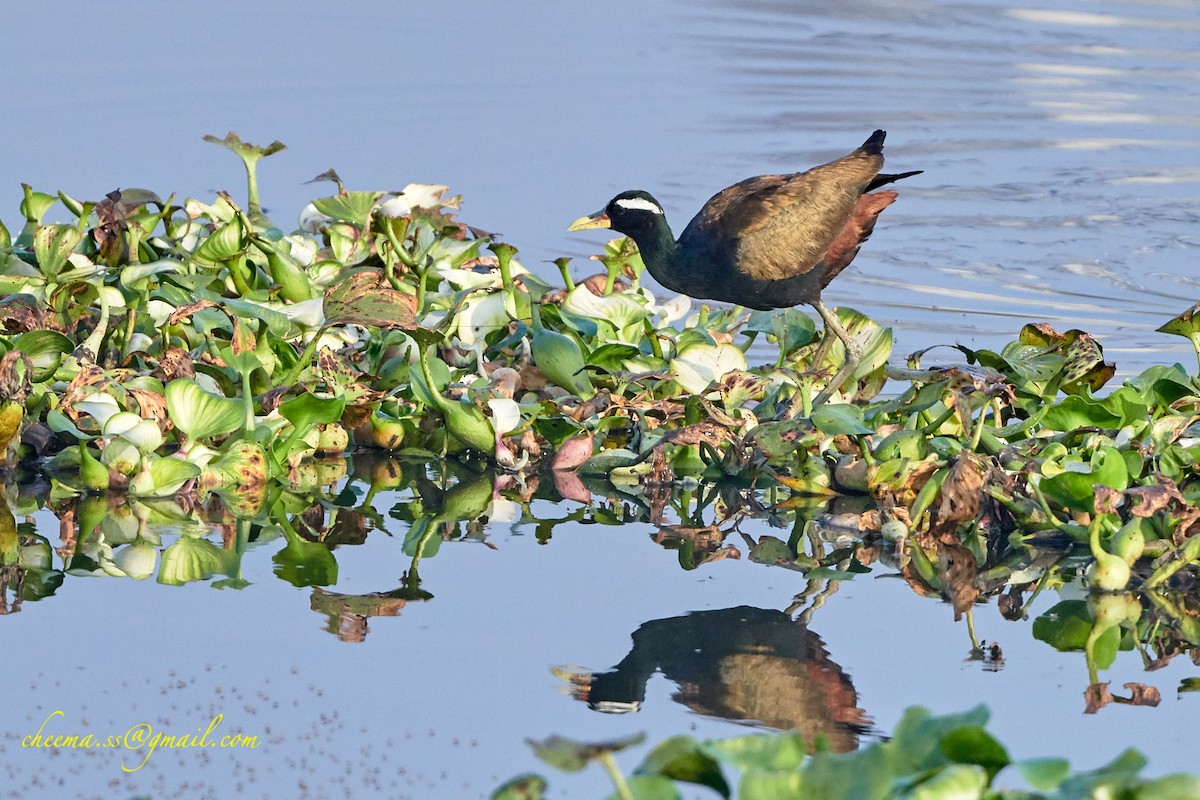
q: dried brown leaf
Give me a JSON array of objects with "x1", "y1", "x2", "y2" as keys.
[
  {"x1": 1123, "y1": 683, "x2": 1161, "y2": 707},
  {"x1": 1084, "y1": 682, "x2": 1113, "y2": 714},
  {"x1": 937, "y1": 452, "x2": 987, "y2": 526},
  {"x1": 167, "y1": 300, "x2": 218, "y2": 327}
]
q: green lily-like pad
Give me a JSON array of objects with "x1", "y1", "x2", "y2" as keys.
[
  {"x1": 701, "y1": 731, "x2": 806, "y2": 773},
  {"x1": 526, "y1": 733, "x2": 646, "y2": 773},
  {"x1": 1016, "y1": 757, "x2": 1071, "y2": 791},
  {"x1": 636, "y1": 735, "x2": 730, "y2": 799},
  {"x1": 1040, "y1": 395, "x2": 1123, "y2": 431},
  {"x1": 938, "y1": 726, "x2": 1010, "y2": 779},
  {"x1": 747, "y1": 308, "x2": 819, "y2": 356},
  {"x1": 1039, "y1": 446, "x2": 1130, "y2": 513},
  {"x1": 279, "y1": 391, "x2": 346, "y2": 433},
  {"x1": 312, "y1": 191, "x2": 386, "y2": 228},
  {"x1": 165, "y1": 378, "x2": 244, "y2": 443}
]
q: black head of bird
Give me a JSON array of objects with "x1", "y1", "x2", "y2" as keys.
[{"x1": 568, "y1": 129, "x2": 920, "y2": 405}]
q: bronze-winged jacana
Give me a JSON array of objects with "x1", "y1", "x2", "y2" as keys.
[{"x1": 567, "y1": 129, "x2": 920, "y2": 405}]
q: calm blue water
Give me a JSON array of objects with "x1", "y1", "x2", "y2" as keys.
[{"x1": 2, "y1": 1, "x2": 1199, "y2": 797}]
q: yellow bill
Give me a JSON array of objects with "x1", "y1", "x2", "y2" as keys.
[{"x1": 566, "y1": 210, "x2": 612, "y2": 232}]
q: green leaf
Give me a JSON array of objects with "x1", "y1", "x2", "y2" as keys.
[
  {"x1": 637, "y1": 735, "x2": 730, "y2": 799},
  {"x1": 1138, "y1": 774, "x2": 1200, "y2": 799},
  {"x1": 120, "y1": 259, "x2": 186, "y2": 291},
  {"x1": 527, "y1": 734, "x2": 646, "y2": 773},
  {"x1": 1040, "y1": 395, "x2": 1122, "y2": 431},
  {"x1": 891, "y1": 706, "x2": 990, "y2": 774},
  {"x1": 1032, "y1": 600, "x2": 1093, "y2": 651},
  {"x1": 165, "y1": 378, "x2": 244, "y2": 442},
  {"x1": 1016, "y1": 757, "x2": 1070, "y2": 791},
  {"x1": 938, "y1": 726, "x2": 1010, "y2": 779},
  {"x1": 739, "y1": 771, "x2": 804, "y2": 800},
  {"x1": 797, "y1": 743, "x2": 890, "y2": 800},
  {"x1": 272, "y1": 515, "x2": 338, "y2": 587},
  {"x1": 32, "y1": 224, "x2": 83, "y2": 279},
  {"x1": 1039, "y1": 446, "x2": 1130, "y2": 513},
  {"x1": 194, "y1": 288, "x2": 292, "y2": 338},
  {"x1": 135, "y1": 456, "x2": 202, "y2": 497},
  {"x1": 609, "y1": 775, "x2": 680, "y2": 800},
  {"x1": 157, "y1": 533, "x2": 236, "y2": 585},
  {"x1": 810, "y1": 403, "x2": 872, "y2": 436},
  {"x1": 906, "y1": 764, "x2": 988, "y2": 800},
  {"x1": 13, "y1": 329, "x2": 72, "y2": 382},
  {"x1": 579, "y1": 449, "x2": 641, "y2": 475},
  {"x1": 194, "y1": 215, "x2": 247, "y2": 262},
  {"x1": 490, "y1": 773, "x2": 547, "y2": 800},
  {"x1": 311, "y1": 191, "x2": 386, "y2": 228},
  {"x1": 748, "y1": 536, "x2": 795, "y2": 565},
  {"x1": 702, "y1": 731, "x2": 806, "y2": 772},
  {"x1": 587, "y1": 342, "x2": 642, "y2": 372},
  {"x1": 279, "y1": 391, "x2": 346, "y2": 430}
]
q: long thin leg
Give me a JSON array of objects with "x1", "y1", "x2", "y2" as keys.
[{"x1": 811, "y1": 300, "x2": 861, "y2": 406}]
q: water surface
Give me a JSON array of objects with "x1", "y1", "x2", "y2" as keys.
[{"x1": 2, "y1": 0, "x2": 1199, "y2": 797}]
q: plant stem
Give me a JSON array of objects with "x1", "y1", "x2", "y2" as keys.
[
  {"x1": 554, "y1": 257, "x2": 575, "y2": 291},
  {"x1": 597, "y1": 753, "x2": 634, "y2": 800}
]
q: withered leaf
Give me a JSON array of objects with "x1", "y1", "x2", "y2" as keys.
[
  {"x1": 1084, "y1": 682, "x2": 1113, "y2": 714},
  {"x1": 167, "y1": 300, "x2": 218, "y2": 327},
  {"x1": 937, "y1": 541, "x2": 979, "y2": 621},
  {"x1": 937, "y1": 452, "x2": 988, "y2": 526},
  {"x1": 1123, "y1": 683, "x2": 1161, "y2": 707},
  {"x1": 324, "y1": 270, "x2": 418, "y2": 329},
  {"x1": 1093, "y1": 484, "x2": 1124, "y2": 516}
]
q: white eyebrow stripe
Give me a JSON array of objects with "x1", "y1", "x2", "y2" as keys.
[{"x1": 615, "y1": 197, "x2": 664, "y2": 214}]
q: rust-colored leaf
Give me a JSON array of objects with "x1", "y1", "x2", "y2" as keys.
[
  {"x1": 936, "y1": 452, "x2": 988, "y2": 526},
  {"x1": 1084, "y1": 682, "x2": 1113, "y2": 714},
  {"x1": 154, "y1": 347, "x2": 196, "y2": 382},
  {"x1": 127, "y1": 387, "x2": 172, "y2": 435},
  {"x1": 1093, "y1": 484, "x2": 1124, "y2": 516},
  {"x1": 1126, "y1": 479, "x2": 1186, "y2": 518},
  {"x1": 1123, "y1": 683, "x2": 1161, "y2": 707}
]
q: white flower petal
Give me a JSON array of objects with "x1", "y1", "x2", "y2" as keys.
[
  {"x1": 487, "y1": 398, "x2": 522, "y2": 435},
  {"x1": 671, "y1": 343, "x2": 747, "y2": 394}
]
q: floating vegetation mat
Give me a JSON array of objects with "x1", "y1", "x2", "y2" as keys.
[{"x1": 4, "y1": 134, "x2": 1200, "y2": 798}]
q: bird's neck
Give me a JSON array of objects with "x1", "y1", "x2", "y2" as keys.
[{"x1": 628, "y1": 224, "x2": 685, "y2": 294}]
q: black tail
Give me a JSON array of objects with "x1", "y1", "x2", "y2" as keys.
[
  {"x1": 867, "y1": 170, "x2": 922, "y2": 191},
  {"x1": 859, "y1": 129, "x2": 886, "y2": 155}
]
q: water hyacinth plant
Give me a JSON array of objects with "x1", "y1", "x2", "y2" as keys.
[{"x1": 0, "y1": 135, "x2": 1199, "y2": 658}]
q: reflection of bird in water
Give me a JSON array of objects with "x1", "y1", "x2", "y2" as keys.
[
  {"x1": 558, "y1": 606, "x2": 870, "y2": 752},
  {"x1": 569, "y1": 130, "x2": 920, "y2": 403}
]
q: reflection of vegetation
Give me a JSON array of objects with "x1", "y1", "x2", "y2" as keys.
[
  {"x1": 508, "y1": 706, "x2": 1200, "y2": 800},
  {"x1": 556, "y1": 606, "x2": 868, "y2": 752}
]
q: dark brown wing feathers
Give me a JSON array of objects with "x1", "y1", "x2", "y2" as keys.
[{"x1": 679, "y1": 145, "x2": 885, "y2": 282}]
